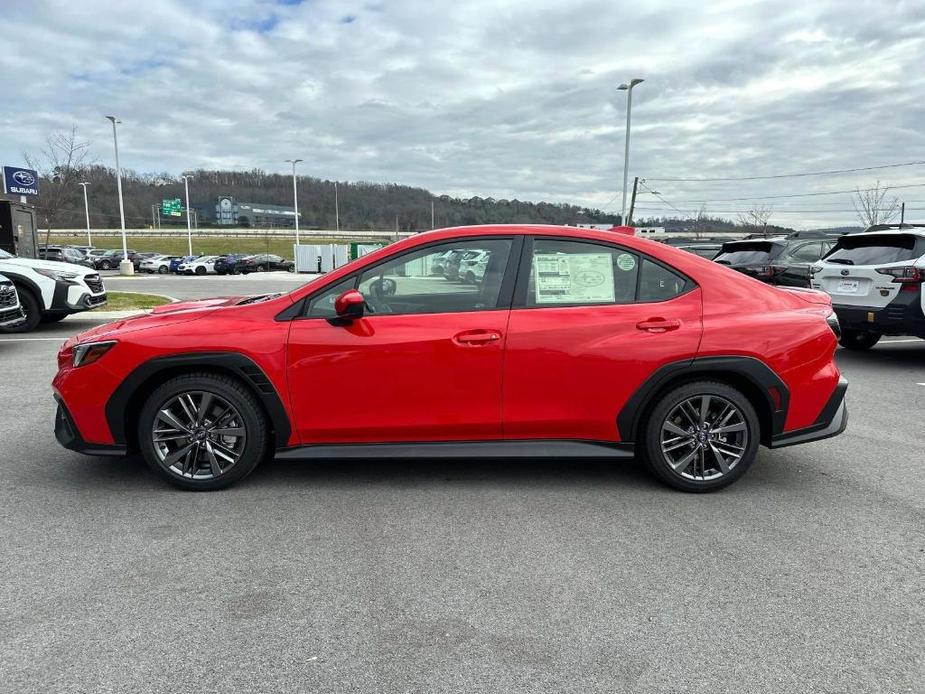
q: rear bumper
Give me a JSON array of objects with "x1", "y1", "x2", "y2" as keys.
[
  {"x1": 832, "y1": 291, "x2": 925, "y2": 337},
  {"x1": 769, "y1": 376, "x2": 848, "y2": 448},
  {"x1": 54, "y1": 396, "x2": 126, "y2": 457}
]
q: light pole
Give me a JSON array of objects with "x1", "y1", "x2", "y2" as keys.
[
  {"x1": 105, "y1": 115, "x2": 132, "y2": 274},
  {"x1": 78, "y1": 182, "x2": 91, "y2": 246},
  {"x1": 334, "y1": 180, "x2": 340, "y2": 231},
  {"x1": 285, "y1": 159, "x2": 303, "y2": 244},
  {"x1": 181, "y1": 174, "x2": 193, "y2": 256},
  {"x1": 617, "y1": 78, "x2": 644, "y2": 226}
]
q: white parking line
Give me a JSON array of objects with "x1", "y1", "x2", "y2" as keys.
[{"x1": 879, "y1": 339, "x2": 924, "y2": 344}]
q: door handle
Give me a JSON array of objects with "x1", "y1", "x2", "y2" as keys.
[
  {"x1": 453, "y1": 330, "x2": 502, "y2": 345},
  {"x1": 636, "y1": 318, "x2": 681, "y2": 333}
]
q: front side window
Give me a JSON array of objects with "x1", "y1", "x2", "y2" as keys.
[
  {"x1": 306, "y1": 277, "x2": 356, "y2": 318},
  {"x1": 356, "y1": 239, "x2": 512, "y2": 315}
]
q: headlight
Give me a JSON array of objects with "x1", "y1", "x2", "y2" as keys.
[
  {"x1": 35, "y1": 268, "x2": 79, "y2": 282},
  {"x1": 73, "y1": 341, "x2": 117, "y2": 367}
]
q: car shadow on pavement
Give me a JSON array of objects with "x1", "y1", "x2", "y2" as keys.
[{"x1": 836, "y1": 342, "x2": 925, "y2": 369}]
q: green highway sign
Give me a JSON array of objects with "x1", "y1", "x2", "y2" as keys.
[{"x1": 161, "y1": 198, "x2": 183, "y2": 217}]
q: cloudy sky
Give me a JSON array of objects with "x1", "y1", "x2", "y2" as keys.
[{"x1": 2, "y1": 0, "x2": 924, "y2": 228}]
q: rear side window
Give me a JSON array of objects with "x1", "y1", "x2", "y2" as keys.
[
  {"x1": 825, "y1": 235, "x2": 924, "y2": 265},
  {"x1": 714, "y1": 243, "x2": 782, "y2": 265},
  {"x1": 525, "y1": 239, "x2": 689, "y2": 307}
]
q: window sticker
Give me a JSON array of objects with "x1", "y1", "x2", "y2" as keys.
[
  {"x1": 533, "y1": 253, "x2": 615, "y2": 304},
  {"x1": 617, "y1": 253, "x2": 636, "y2": 271}
]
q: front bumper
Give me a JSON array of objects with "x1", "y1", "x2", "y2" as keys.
[
  {"x1": 54, "y1": 396, "x2": 126, "y2": 457},
  {"x1": 50, "y1": 280, "x2": 107, "y2": 313},
  {"x1": 769, "y1": 376, "x2": 848, "y2": 448},
  {"x1": 0, "y1": 305, "x2": 26, "y2": 328}
]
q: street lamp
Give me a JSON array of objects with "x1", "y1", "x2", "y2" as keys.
[
  {"x1": 105, "y1": 115, "x2": 132, "y2": 275},
  {"x1": 78, "y1": 182, "x2": 91, "y2": 246},
  {"x1": 285, "y1": 159, "x2": 303, "y2": 245},
  {"x1": 181, "y1": 174, "x2": 193, "y2": 256},
  {"x1": 617, "y1": 78, "x2": 644, "y2": 226}
]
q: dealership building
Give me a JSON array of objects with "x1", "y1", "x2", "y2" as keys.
[{"x1": 214, "y1": 196, "x2": 301, "y2": 227}]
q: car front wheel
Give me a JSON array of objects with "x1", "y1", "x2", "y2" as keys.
[
  {"x1": 641, "y1": 381, "x2": 760, "y2": 492},
  {"x1": 0, "y1": 289, "x2": 41, "y2": 333},
  {"x1": 839, "y1": 329, "x2": 881, "y2": 350},
  {"x1": 138, "y1": 373, "x2": 269, "y2": 490},
  {"x1": 158, "y1": 265, "x2": 168, "y2": 274}
]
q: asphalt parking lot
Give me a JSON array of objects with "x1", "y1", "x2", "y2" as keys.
[{"x1": 1, "y1": 275, "x2": 922, "y2": 693}]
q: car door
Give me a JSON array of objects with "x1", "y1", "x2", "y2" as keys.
[
  {"x1": 502, "y1": 237, "x2": 703, "y2": 442},
  {"x1": 286, "y1": 237, "x2": 518, "y2": 444}
]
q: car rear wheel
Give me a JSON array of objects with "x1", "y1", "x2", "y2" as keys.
[
  {"x1": 0, "y1": 289, "x2": 41, "y2": 333},
  {"x1": 100, "y1": 260, "x2": 112, "y2": 270},
  {"x1": 158, "y1": 265, "x2": 168, "y2": 274},
  {"x1": 839, "y1": 329, "x2": 881, "y2": 350},
  {"x1": 138, "y1": 373, "x2": 269, "y2": 490},
  {"x1": 195, "y1": 266, "x2": 206, "y2": 275},
  {"x1": 641, "y1": 381, "x2": 760, "y2": 492}
]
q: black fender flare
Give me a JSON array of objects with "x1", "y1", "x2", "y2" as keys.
[
  {"x1": 616, "y1": 356, "x2": 790, "y2": 444},
  {"x1": 105, "y1": 352, "x2": 292, "y2": 449},
  {"x1": 4, "y1": 271, "x2": 44, "y2": 306}
]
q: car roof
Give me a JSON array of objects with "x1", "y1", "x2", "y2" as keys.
[{"x1": 840, "y1": 230, "x2": 925, "y2": 241}]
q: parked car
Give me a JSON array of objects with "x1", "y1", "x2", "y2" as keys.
[
  {"x1": 0, "y1": 274, "x2": 26, "y2": 330},
  {"x1": 429, "y1": 250, "x2": 456, "y2": 276},
  {"x1": 214, "y1": 254, "x2": 247, "y2": 275},
  {"x1": 39, "y1": 246, "x2": 95, "y2": 268},
  {"x1": 458, "y1": 250, "x2": 490, "y2": 283},
  {"x1": 170, "y1": 255, "x2": 199, "y2": 274},
  {"x1": 235, "y1": 254, "x2": 294, "y2": 273},
  {"x1": 139, "y1": 255, "x2": 180, "y2": 274},
  {"x1": 676, "y1": 243, "x2": 723, "y2": 260},
  {"x1": 442, "y1": 249, "x2": 469, "y2": 280},
  {"x1": 811, "y1": 229, "x2": 925, "y2": 349},
  {"x1": 52, "y1": 224, "x2": 845, "y2": 492},
  {"x1": 132, "y1": 252, "x2": 161, "y2": 271},
  {"x1": 0, "y1": 248, "x2": 106, "y2": 332},
  {"x1": 85, "y1": 249, "x2": 109, "y2": 264},
  {"x1": 178, "y1": 255, "x2": 219, "y2": 275},
  {"x1": 94, "y1": 249, "x2": 138, "y2": 270},
  {"x1": 713, "y1": 238, "x2": 835, "y2": 287}
]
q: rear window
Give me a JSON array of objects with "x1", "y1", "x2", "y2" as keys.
[
  {"x1": 714, "y1": 242, "x2": 782, "y2": 265},
  {"x1": 824, "y1": 235, "x2": 925, "y2": 266}
]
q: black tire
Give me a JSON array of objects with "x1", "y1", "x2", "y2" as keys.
[
  {"x1": 137, "y1": 372, "x2": 270, "y2": 491},
  {"x1": 0, "y1": 289, "x2": 42, "y2": 333},
  {"x1": 195, "y1": 266, "x2": 206, "y2": 275},
  {"x1": 100, "y1": 260, "x2": 111, "y2": 270},
  {"x1": 158, "y1": 265, "x2": 168, "y2": 274},
  {"x1": 839, "y1": 329, "x2": 881, "y2": 351},
  {"x1": 40, "y1": 313, "x2": 68, "y2": 324},
  {"x1": 640, "y1": 380, "x2": 760, "y2": 493}
]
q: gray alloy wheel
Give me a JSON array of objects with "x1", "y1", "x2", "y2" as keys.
[
  {"x1": 659, "y1": 394, "x2": 747, "y2": 481},
  {"x1": 151, "y1": 391, "x2": 247, "y2": 480},
  {"x1": 642, "y1": 380, "x2": 759, "y2": 492},
  {"x1": 138, "y1": 373, "x2": 269, "y2": 490},
  {"x1": 158, "y1": 265, "x2": 168, "y2": 274}
]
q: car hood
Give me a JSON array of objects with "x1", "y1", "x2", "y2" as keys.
[
  {"x1": 0, "y1": 256, "x2": 98, "y2": 275},
  {"x1": 72, "y1": 296, "x2": 248, "y2": 344}
]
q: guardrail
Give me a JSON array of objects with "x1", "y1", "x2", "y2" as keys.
[{"x1": 49, "y1": 228, "x2": 415, "y2": 242}]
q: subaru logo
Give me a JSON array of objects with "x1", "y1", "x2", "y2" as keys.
[
  {"x1": 0, "y1": 285, "x2": 11, "y2": 295},
  {"x1": 12, "y1": 170, "x2": 35, "y2": 186},
  {"x1": 840, "y1": 269, "x2": 849, "y2": 276}
]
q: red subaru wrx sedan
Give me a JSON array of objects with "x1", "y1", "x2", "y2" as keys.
[{"x1": 53, "y1": 225, "x2": 847, "y2": 492}]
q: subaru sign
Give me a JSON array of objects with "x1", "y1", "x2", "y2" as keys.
[{"x1": 3, "y1": 166, "x2": 40, "y2": 196}]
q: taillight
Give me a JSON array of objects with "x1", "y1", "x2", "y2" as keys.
[
  {"x1": 875, "y1": 266, "x2": 924, "y2": 283},
  {"x1": 746, "y1": 265, "x2": 785, "y2": 279}
]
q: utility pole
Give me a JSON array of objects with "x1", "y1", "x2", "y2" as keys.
[
  {"x1": 78, "y1": 182, "x2": 91, "y2": 246},
  {"x1": 181, "y1": 175, "x2": 193, "y2": 256},
  {"x1": 334, "y1": 181, "x2": 340, "y2": 231},
  {"x1": 900, "y1": 201, "x2": 905, "y2": 225},
  {"x1": 105, "y1": 115, "x2": 132, "y2": 274},
  {"x1": 431, "y1": 199, "x2": 435, "y2": 229},
  {"x1": 285, "y1": 159, "x2": 303, "y2": 245},
  {"x1": 617, "y1": 78, "x2": 644, "y2": 225},
  {"x1": 626, "y1": 176, "x2": 639, "y2": 227}
]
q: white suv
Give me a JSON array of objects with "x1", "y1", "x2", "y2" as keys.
[
  {"x1": 0, "y1": 249, "x2": 107, "y2": 332},
  {"x1": 0, "y1": 274, "x2": 26, "y2": 329},
  {"x1": 811, "y1": 229, "x2": 925, "y2": 349},
  {"x1": 178, "y1": 256, "x2": 218, "y2": 275}
]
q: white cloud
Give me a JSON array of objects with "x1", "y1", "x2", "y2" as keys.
[{"x1": 1, "y1": 0, "x2": 924, "y2": 228}]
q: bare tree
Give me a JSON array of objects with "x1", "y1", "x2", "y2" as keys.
[
  {"x1": 24, "y1": 126, "x2": 92, "y2": 245},
  {"x1": 736, "y1": 205, "x2": 773, "y2": 237},
  {"x1": 852, "y1": 180, "x2": 900, "y2": 228}
]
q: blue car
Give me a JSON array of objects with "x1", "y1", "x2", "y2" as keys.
[{"x1": 169, "y1": 255, "x2": 199, "y2": 274}]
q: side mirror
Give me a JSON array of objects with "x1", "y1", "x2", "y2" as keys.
[{"x1": 332, "y1": 289, "x2": 365, "y2": 323}]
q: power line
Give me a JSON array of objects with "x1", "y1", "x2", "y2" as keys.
[
  {"x1": 646, "y1": 160, "x2": 925, "y2": 182},
  {"x1": 642, "y1": 182, "x2": 925, "y2": 203},
  {"x1": 638, "y1": 180, "x2": 690, "y2": 217}
]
